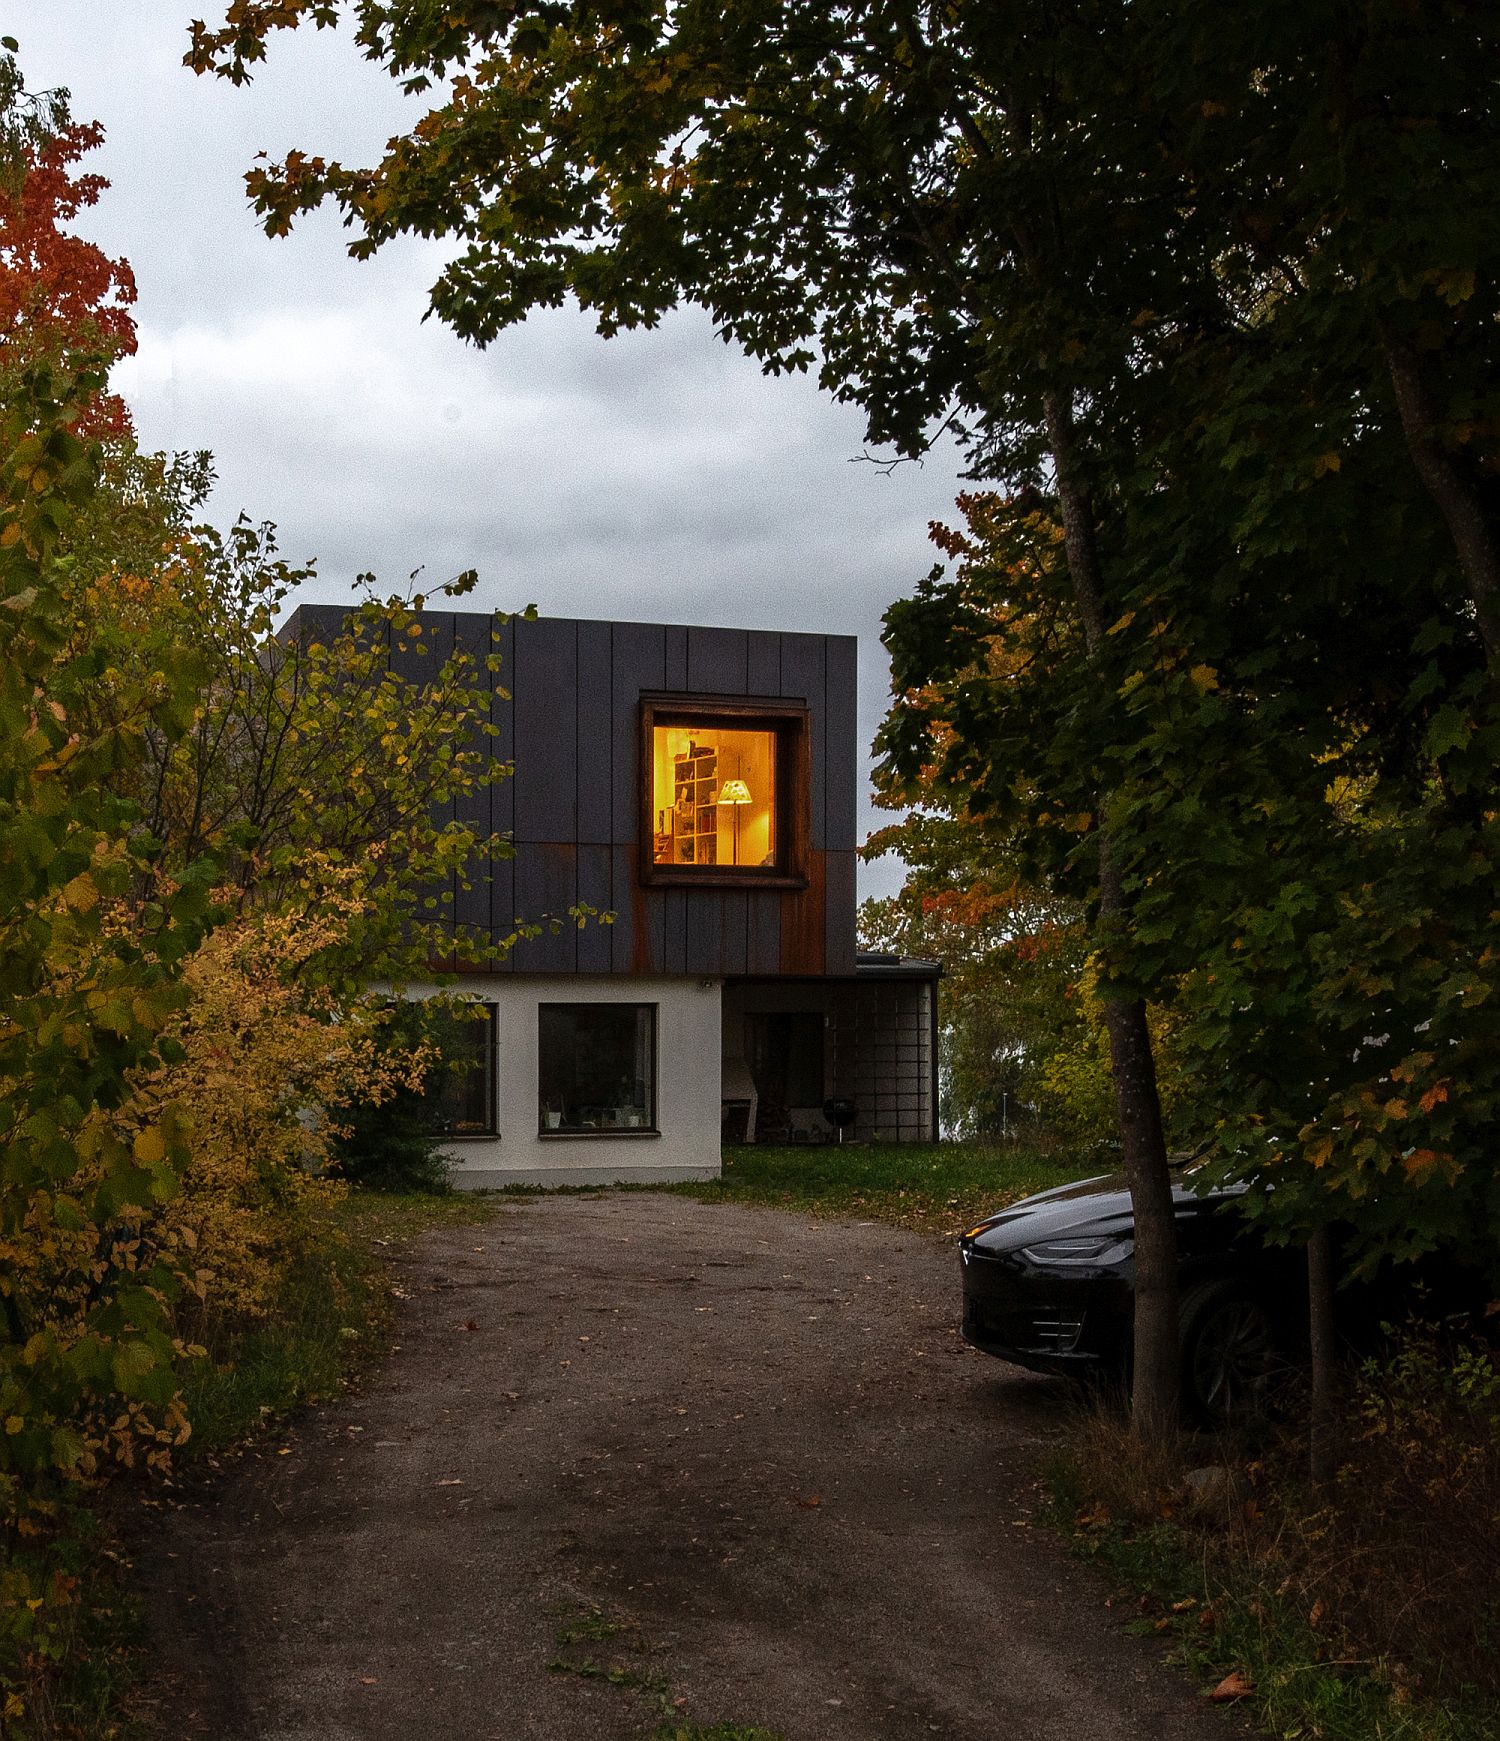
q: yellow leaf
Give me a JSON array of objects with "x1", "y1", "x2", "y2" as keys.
[
  {"x1": 1107, "y1": 610, "x2": 1136, "y2": 636},
  {"x1": 1314, "y1": 451, "x2": 1341, "y2": 477},
  {"x1": 1188, "y1": 664, "x2": 1219, "y2": 694},
  {"x1": 133, "y1": 1127, "x2": 167, "y2": 1166},
  {"x1": 4, "y1": 1415, "x2": 23, "y2": 1435}
]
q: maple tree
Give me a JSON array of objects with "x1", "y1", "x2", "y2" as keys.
[{"x1": 0, "y1": 43, "x2": 135, "y2": 437}]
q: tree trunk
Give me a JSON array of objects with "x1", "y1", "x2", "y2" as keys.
[
  {"x1": 1044, "y1": 386, "x2": 1181, "y2": 1439},
  {"x1": 1381, "y1": 326, "x2": 1500, "y2": 668},
  {"x1": 1307, "y1": 1223, "x2": 1340, "y2": 1497}
]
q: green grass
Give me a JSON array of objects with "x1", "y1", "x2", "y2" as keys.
[{"x1": 666, "y1": 1140, "x2": 1103, "y2": 1237}]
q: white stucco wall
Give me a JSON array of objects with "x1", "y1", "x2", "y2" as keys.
[{"x1": 404, "y1": 975, "x2": 723, "y2": 1188}]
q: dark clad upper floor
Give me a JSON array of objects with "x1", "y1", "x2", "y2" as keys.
[{"x1": 283, "y1": 606, "x2": 859, "y2": 977}]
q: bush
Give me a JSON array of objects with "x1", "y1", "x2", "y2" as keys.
[{"x1": 329, "y1": 999, "x2": 456, "y2": 1195}]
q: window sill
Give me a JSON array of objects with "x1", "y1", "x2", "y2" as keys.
[
  {"x1": 640, "y1": 868, "x2": 807, "y2": 892},
  {"x1": 438, "y1": 1131, "x2": 499, "y2": 1142},
  {"x1": 537, "y1": 1128, "x2": 662, "y2": 1141}
]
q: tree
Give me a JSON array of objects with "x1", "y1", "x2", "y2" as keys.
[
  {"x1": 0, "y1": 42, "x2": 136, "y2": 436},
  {"x1": 189, "y1": 2, "x2": 1500, "y2": 1439}
]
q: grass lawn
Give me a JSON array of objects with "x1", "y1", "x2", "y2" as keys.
[{"x1": 667, "y1": 1140, "x2": 1105, "y2": 1238}]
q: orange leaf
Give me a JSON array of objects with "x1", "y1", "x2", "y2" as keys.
[{"x1": 1209, "y1": 1670, "x2": 1254, "y2": 1702}]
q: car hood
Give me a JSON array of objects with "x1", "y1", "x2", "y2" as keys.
[{"x1": 965, "y1": 1168, "x2": 1244, "y2": 1256}]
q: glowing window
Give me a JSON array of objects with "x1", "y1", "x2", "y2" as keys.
[{"x1": 650, "y1": 723, "x2": 779, "y2": 870}]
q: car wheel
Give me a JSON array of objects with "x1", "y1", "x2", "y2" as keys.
[{"x1": 1179, "y1": 1281, "x2": 1282, "y2": 1424}]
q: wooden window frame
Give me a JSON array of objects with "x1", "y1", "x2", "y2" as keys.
[{"x1": 639, "y1": 694, "x2": 810, "y2": 890}]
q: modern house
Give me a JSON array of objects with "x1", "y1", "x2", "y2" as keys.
[{"x1": 286, "y1": 608, "x2": 939, "y2": 1187}]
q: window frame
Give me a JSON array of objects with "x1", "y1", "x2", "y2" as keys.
[
  {"x1": 638, "y1": 694, "x2": 810, "y2": 890},
  {"x1": 536, "y1": 1001, "x2": 660, "y2": 1139}
]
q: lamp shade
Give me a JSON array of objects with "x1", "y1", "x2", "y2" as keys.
[{"x1": 717, "y1": 778, "x2": 752, "y2": 805}]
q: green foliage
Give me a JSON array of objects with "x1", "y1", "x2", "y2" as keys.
[{"x1": 330, "y1": 999, "x2": 460, "y2": 1195}]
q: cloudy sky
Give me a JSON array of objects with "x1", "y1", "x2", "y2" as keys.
[{"x1": 14, "y1": 2, "x2": 966, "y2": 896}]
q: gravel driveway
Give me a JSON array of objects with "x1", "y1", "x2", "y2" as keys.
[{"x1": 136, "y1": 1193, "x2": 1241, "y2": 1741}]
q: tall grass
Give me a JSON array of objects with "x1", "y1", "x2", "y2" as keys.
[{"x1": 1047, "y1": 1322, "x2": 1500, "y2": 1741}]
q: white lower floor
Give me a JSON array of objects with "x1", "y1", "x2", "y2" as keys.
[{"x1": 413, "y1": 974, "x2": 724, "y2": 1189}]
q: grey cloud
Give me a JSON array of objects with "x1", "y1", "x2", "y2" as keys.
[{"x1": 16, "y1": 0, "x2": 964, "y2": 901}]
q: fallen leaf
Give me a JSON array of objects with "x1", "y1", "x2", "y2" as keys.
[
  {"x1": 798, "y1": 1495, "x2": 822, "y2": 1508},
  {"x1": 1209, "y1": 1671, "x2": 1254, "y2": 1703},
  {"x1": 360, "y1": 1677, "x2": 378, "y2": 1686},
  {"x1": 436, "y1": 1478, "x2": 464, "y2": 1487},
  {"x1": 460, "y1": 1319, "x2": 480, "y2": 1332},
  {"x1": 1171, "y1": 1596, "x2": 1198, "y2": 1613}
]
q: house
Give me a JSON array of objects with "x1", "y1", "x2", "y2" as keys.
[{"x1": 285, "y1": 608, "x2": 939, "y2": 1186}]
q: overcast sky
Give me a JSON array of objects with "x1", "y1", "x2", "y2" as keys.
[{"x1": 13, "y1": 2, "x2": 966, "y2": 898}]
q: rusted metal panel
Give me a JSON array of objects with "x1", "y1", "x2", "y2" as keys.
[
  {"x1": 823, "y1": 850, "x2": 857, "y2": 976},
  {"x1": 779, "y1": 849, "x2": 827, "y2": 976}
]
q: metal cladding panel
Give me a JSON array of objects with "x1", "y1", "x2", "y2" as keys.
[
  {"x1": 746, "y1": 629, "x2": 781, "y2": 698},
  {"x1": 576, "y1": 620, "x2": 614, "y2": 845},
  {"x1": 575, "y1": 844, "x2": 614, "y2": 973},
  {"x1": 392, "y1": 612, "x2": 455, "y2": 927},
  {"x1": 664, "y1": 887, "x2": 688, "y2": 975},
  {"x1": 284, "y1": 601, "x2": 355, "y2": 646},
  {"x1": 686, "y1": 625, "x2": 749, "y2": 695},
  {"x1": 745, "y1": 890, "x2": 781, "y2": 975},
  {"x1": 488, "y1": 843, "x2": 518, "y2": 971},
  {"x1": 490, "y1": 613, "x2": 517, "y2": 843},
  {"x1": 777, "y1": 634, "x2": 827, "y2": 851},
  {"x1": 683, "y1": 882, "x2": 723, "y2": 976},
  {"x1": 452, "y1": 612, "x2": 494, "y2": 938},
  {"x1": 718, "y1": 889, "x2": 748, "y2": 976},
  {"x1": 823, "y1": 635, "x2": 859, "y2": 854},
  {"x1": 823, "y1": 850, "x2": 858, "y2": 975},
  {"x1": 511, "y1": 841, "x2": 578, "y2": 972},
  {"x1": 610, "y1": 622, "x2": 666, "y2": 844},
  {"x1": 512, "y1": 616, "x2": 577, "y2": 842},
  {"x1": 664, "y1": 623, "x2": 689, "y2": 690}
]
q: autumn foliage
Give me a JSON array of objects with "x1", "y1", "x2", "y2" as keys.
[{"x1": 0, "y1": 71, "x2": 135, "y2": 438}]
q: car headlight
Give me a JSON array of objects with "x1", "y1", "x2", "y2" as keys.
[{"x1": 1019, "y1": 1235, "x2": 1132, "y2": 1266}]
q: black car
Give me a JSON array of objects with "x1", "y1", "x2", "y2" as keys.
[{"x1": 959, "y1": 1167, "x2": 1306, "y2": 1420}]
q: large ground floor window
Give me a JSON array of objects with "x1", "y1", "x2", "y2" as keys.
[{"x1": 539, "y1": 1003, "x2": 656, "y2": 1135}]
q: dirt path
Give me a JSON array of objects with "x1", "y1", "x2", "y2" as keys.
[{"x1": 135, "y1": 1194, "x2": 1242, "y2": 1741}]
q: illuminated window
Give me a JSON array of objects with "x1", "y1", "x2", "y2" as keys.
[
  {"x1": 651, "y1": 724, "x2": 778, "y2": 868},
  {"x1": 641, "y1": 700, "x2": 806, "y2": 883}
]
